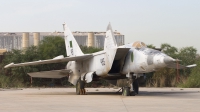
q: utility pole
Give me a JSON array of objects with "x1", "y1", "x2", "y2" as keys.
[
  {"x1": 30, "y1": 77, "x2": 32, "y2": 87},
  {"x1": 176, "y1": 60, "x2": 180, "y2": 82}
]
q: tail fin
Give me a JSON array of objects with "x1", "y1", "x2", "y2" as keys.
[
  {"x1": 63, "y1": 23, "x2": 83, "y2": 57},
  {"x1": 104, "y1": 23, "x2": 118, "y2": 50},
  {"x1": 104, "y1": 23, "x2": 118, "y2": 70}
]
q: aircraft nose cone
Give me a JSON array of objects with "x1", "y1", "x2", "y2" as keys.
[{"x1": 164, "y1": 56, "x2": 175, "y2": 64}]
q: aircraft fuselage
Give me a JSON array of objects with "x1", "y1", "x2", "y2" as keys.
[{"x1": 121, "y1": 45, "x2": 174, "y2": 74}]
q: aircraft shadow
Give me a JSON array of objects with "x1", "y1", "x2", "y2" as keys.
[
  {"x1": 137, "y1": 91, "x2": 200, "y2": 98},
  {"x1": 27, "y1": 90, "x2": 200, "y2": 97},
  {"x1": 27, "y1": 92, "x2": 122, "y2": 96}
]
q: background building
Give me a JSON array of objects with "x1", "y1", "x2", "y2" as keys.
[{"x1": 0, "y1": 31, "x2": 124, "y2": 51}]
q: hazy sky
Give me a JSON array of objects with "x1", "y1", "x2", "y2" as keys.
[{"x1": 0, "y1": 0, "x2": 200, "y2": 52}]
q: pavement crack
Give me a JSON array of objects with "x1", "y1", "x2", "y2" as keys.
[{"x1": 120, "y1": 96, "x2": 129, "y2": 112}]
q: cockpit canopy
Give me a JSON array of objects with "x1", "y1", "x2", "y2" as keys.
[{"x1": 132, "y1": 41, "x2": 147, "y2": 48}]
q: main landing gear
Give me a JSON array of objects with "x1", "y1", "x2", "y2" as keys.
[{"x1": 76, "y1": 78, "x2": 86, "y2": 95}]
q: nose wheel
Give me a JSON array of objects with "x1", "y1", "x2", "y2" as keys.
[{"x1": 121, "y1": 75, "x2": 139, "y2": 96}]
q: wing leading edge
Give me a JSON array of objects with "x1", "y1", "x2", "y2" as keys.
[{"x1": 4, "y1": 54, "x2": 93, "y2": 68}]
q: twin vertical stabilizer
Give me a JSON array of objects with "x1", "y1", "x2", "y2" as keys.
[
  {"x1": 104, "y1": 23, "x2": 119, "y2": 70},
  {"x1": 63, "y1": 23, "x2": 84, "y2": 57},
  {"x1": 104, "y1": 23, "x2": 118, "y2": 50},
  {"x1": 63, "y1": 22, "x2": 118, "y2": 57}
]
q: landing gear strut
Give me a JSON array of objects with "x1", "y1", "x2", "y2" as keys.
[
  {"x1": 76, "y1": 79, "x2": 86, "y2": 95},
  {"x1": 122, "y1": 74, "x2": 139, "y2": 96},
  {"x1": 132, "y1": 79, "x2": 139, "y2": 94}
]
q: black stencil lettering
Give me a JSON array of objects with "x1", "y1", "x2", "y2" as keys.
[{"x1": 100, "y1": 58, "x2": 105, "y2": 66}]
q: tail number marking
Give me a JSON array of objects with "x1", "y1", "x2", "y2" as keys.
[
  {"x1": 71, "y1": 49, "x2": 74, "y2": 55},
  {"x1": 100, "y1": 58, "x2": 105, "y2": 66}
]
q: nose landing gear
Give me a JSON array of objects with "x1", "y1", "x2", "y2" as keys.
[{"x1": 122, "y1": 73, "x2": 139, "y2": 96}]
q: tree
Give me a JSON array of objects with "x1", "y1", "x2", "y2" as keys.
[
  {"x1": 161, "y1": 43, "x2": 178, "y2": 58},
  {"x1": 147, "y1": 44, "x2": 156, "y2": 49},
  {"x1": 80, "y1": 45, "x2": 102, "y2": 54},
  {"x1": 177, "y1": 47, "x2": 197, "y2": 65},
  {"x1": 38, "y1": 36, "x2": 66, "y2": 59},
  {"x1": 1, "y1": 36, "x2": 67, "y2": 87},
  {"x1": 177, "y1": 47, "x2": 197, "y2": 76},
  {"x1": 181, "y1": 57, "x2": 200, "y2": 87}
]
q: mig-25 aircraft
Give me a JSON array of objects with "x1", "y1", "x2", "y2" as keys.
[{"x1": 4, "y1": 23, "x2": 196, "y2": 95}]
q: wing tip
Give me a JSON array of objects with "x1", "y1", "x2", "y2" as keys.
[
  {"x1": 186, "y1": 64, "x2": 197, "y2": 68},
  {"x1": 4, "y1": 62, "x2": 14, "y2": 68}
]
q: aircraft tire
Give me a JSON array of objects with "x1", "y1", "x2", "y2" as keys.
[
  {"x1": 76, "y1": 78, "x2": 85, "y2": 95},
  {"x1": 132, "y1": 79, "x2": 139, "y2": 94},
  {"x1": 122, "y1": 87, "x2": 130, "y2": 96},
  {"x1": 76, "y1": 79, "x2": 81, "y2": 95}
]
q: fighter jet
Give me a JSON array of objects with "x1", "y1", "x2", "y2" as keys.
[{"x1": 4, "y1": 23, "x2": 196, "y2": 96}]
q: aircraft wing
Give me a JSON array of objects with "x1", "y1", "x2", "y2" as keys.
[
  {"x1": 167, "y1": 63, "x2": 197, "y2": 69},
  {"x1": 4, "y1": 54, "x2": 93, "y2": 68},
  {"x1": 28, "y1": 69, "x2": 71, "y2": 78}
]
